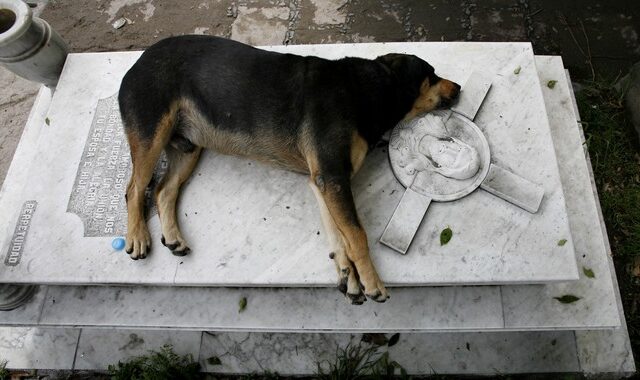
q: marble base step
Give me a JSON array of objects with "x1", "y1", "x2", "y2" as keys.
[
  {"x1": 0, "y1": 42, "x2": 579, "y2": 287},
  {"x1": 0, "y1": 327, "x2": 633, "y2": 376},
  {"x1": 0, "y1": 46, "x2": 633, "y2": 376},
  {"x1": 0, "y1": 57, "x2": 624, "y2": 334}
]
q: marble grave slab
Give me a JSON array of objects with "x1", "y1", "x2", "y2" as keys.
[
  {"x1": 0, "y1": 57, "x2": 620, "y2": 332},
  {"x1": 0, "y1": 56, "x2": 632, "y2": 377},
  {"x1": 0, "y1": 42, "x2": 579, "y2": 286}
]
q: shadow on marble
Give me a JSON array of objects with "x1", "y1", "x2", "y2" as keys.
[{"x1": 0, "y1": 286, "x2": 47, "y2": 325}]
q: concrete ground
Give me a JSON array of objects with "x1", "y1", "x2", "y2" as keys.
[{"x1": 1, "y1": 0, "x2": 639, "y2": 185}]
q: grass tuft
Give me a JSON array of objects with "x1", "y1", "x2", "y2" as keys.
[
  {"x1": 315, "y1": 342, "x2": 408, "y2": 380},
  {"x1": 0, "y1": 361, "x2": 8, "y2": 380},
  {"x1": 108, "y1": 344, "x2": 200, "y2": 380},
  {"x1": 577, "y1": 79, "x2": 640, "y2": 258},
  {"x1": 577, "y1": 77, "x2": 640, "y2": 364}
]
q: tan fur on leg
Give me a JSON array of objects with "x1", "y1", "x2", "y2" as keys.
[
  {"x1": 156, "y1": 146, "x2": 202, "y2": 256},
  {"x1": 125, "y1": 104, "x2": 178, "y2": 259},
  {"x1": 321, "y1": 192, "x2": 388, "y2": 302},
  {"x1": 309, "y1": 182, "x2": 365, "y2": 304}
]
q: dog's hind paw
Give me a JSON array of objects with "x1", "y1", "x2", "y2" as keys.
[{"x1": 161, "y1": 235, "x2": 191, "y2": 257}]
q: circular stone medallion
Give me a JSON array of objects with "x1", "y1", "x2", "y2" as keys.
[{"x1": 388, "y1": 110, "x2": 491, "y2": 202}]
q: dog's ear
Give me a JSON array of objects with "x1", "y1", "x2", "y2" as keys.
[
  {"x1": 375, "y1": 54, "x2": 435, "y2": 80},
  {"x1": 375, "y1": 53, "x2": 405, "y2": 74},
  {"x1": 376, "y1": 54, "x2": 437, "y2": 105}
]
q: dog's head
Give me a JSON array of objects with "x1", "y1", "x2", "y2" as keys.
[{"x1": 376, "y1": 53, "x2": 461, "y2": 120}]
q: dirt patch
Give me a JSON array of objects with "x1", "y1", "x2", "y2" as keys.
[{"x1": 41, "y1": 0, "x2": 234, "y2": 52}]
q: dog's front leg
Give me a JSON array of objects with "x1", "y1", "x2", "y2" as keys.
[
  {"x1": 310, "y1": 173, "x2": 389, "y2": 303},
  {"x1": 310, "y1": 182, "x2": 366, "y2": 304}
]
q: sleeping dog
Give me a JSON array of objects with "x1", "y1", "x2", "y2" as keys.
[{"x1": 119, "y1": 36, "x2": 460, "y2": 304}]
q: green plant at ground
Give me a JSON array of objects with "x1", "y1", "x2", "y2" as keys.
[
  {"x1": 315, "y1": 341, "x2": 407, "y2": 380},
  {"x1": 0, "y1": 361, "x2": 8, "y2": 380},
  {"x1": 576, "y1": 78, "x2": 640, "y2": 361},
  {"x1": 576, "y1": 79, "x2": 640, "y2": 258},
  {"x1": 108, "y1": 344, "x2": 200, "y2": 380}
]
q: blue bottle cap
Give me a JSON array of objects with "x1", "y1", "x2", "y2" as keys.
[{"x1": 112, "y1": 237, "x2": 126, "y2": 251}]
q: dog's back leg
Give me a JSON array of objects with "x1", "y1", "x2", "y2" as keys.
[
  {"x1": 124, "y1": 106, "x2": 178, "y2": 260},
  {"x1": 156, "y1": 142, "x2": 202, "y2": 256}
]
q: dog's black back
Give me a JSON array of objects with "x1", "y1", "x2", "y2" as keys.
[{"x1": 119, "y1": 36, "x2": 439, "y2": 162}]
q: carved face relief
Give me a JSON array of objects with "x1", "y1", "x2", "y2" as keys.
[{"x1": 390, "y1": 114, "x2": 480, "y2": 180}]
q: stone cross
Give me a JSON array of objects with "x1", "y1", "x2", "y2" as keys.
[{"x1": 380, "y1": 72, "x2": 545, "y2": 254}]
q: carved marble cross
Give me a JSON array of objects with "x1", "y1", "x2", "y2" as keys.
[{"x1": 380, "y1": 72, "x2": 545, "y2": 254}]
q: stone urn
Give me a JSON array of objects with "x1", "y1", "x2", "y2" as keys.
[{"x1": 0, "y1": 0, "x2": 68, "y2": 87}]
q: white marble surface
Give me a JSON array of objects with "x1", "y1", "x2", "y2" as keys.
[
  {"x1": 75, "y1": 329, "x2": 202, "y2": 370},
  {"x1": 199, "y1": 331, "x2": 580, "y2": 375},
  {"x1": 0, "y1": 43, "x2": 578, "y2": 286},
  {"x1": 0, "y1": 327, "x2": 79, "y2": 369},
  {"x1": 39, "y1": 285, "x2": 504, "y2": 332},
  {"x1": 0, "y1": 286, "x2": 46, "y2": 325},
  {"x1": 379, "y1": 188, "x2": 431, "y2": 253},
  {"x1": 0, "y1": 55, "x2": 620, "y2": 334},
  {"x1": 0, "y1": 326, "x2": 627, "y2": 375},
  {"x1": 0, "y1": 56, "x2": 633, "y2": 377},
  {"x1": 0, "y1": 86, "x2": 51, "y2": 272},
  {"x1": 451, "y1": 71, "x2": 493, "y2": 120},
  {"x1": 500, "y1": 56, "x2": 620, "y2": 329},
  {"x1": 480, "y1": 163, "x2": 544, "y2": 213}
]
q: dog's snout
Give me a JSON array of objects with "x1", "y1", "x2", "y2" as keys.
[
  {"x1": 452, "y1": 82, "x2": 461, "y2": 99},
  {"x1": 437, "y1": 79, "x2": 461, "y2": 109},
  {"x1": 443, "y1": 80, "x2": 461, "y2": 100}
]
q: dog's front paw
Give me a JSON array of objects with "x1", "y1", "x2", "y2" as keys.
[
  {"x1": 357, "y1": 265, "x2": 390, "y2": 303},
  {"x1": 125, "y1": 226, "x2": 151, "y2": 260},
  {"x1": 161, "y1": 231, "x2": 191, "y2": 256},
  {"x1": 363, "y1": 280, "x2": 390, "y2": 303}
]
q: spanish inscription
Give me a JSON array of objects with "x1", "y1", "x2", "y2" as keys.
[
  {"x1": 67, "y1": 94, "x2": 166, "y2": 237},
  {"x1": 5, "y1": 201, "x2": 37, "y2": 266}
]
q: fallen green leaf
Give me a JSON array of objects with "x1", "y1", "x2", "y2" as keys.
[
  {"x1": 558, "y1": 239, "x2": 567, "y2": 246},
  {"x1": 45, "y1": 117, "x2": 50, "y2": 126},
  {"x1": 583, "y1": 267, "x2": 595, "y2": 278},
  {"x1": 238, "y1": 297, "x2": 247, "y2": 313},
  {"x1": 388, "y1": 333, "x2": 400, "y2": 347},
  {"x1": 362, "y1": 333, "x2": 388, "y2": 346},
  {"x1": 440, "y1": 227, "x2": 452, "y2": 246},
  {"x1": 514, "y1": 66, "x2": 521, "y2": 74},
  {"x1": 554, "y1": 295, "x2": 581, "y2": 304},
  {"x1": 547, "y1": 80, "x2": 557, "y2": 89},
  {"x1": 207, "y1": 356, "x2": 221, "y2": 366}
]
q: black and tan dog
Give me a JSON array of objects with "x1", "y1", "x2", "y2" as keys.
[{"x1": 119, "y1": 36, "x2": 460, "y2": 304}]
